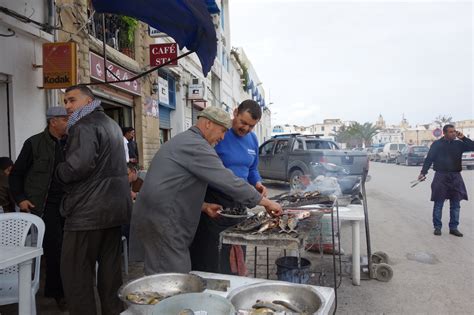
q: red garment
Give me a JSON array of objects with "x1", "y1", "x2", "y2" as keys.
[{"x1": 229, "y1": 245, "x2": 247, "y2": 276}]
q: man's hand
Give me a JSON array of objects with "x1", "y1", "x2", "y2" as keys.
[
  {"x1": 260, "y1": 197, "x2": 283, "y2": 217},
  {"x1": 19, "y1": 200, "x2": 35, "y2": 213},
  {"x1": 130, "y1": 191, "x2": 137, "y2": 200},
  {"x1": 418, "y1": 173, "x2": 426, "y2": 181},
  {"x1": 201, "y1": 202, "x2": 222, "y2": 219},
  {"x1": 255, "y1": 182, "x2": 268, "y2": 197},
  {"x1": 456, "y1": 130, "x2": 465, "y2": 139}
]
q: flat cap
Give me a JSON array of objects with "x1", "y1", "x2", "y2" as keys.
[
  {"x1": 197, "y1": 106, "x2": 232, "y2": 129},
  {"x1": 46, "y1": 106, "x2": 68, "y2": 119}
]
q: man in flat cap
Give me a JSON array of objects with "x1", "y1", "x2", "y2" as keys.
[
  {"x1": 9, "y1": 106, "x2": 69, "y2": 309},
  {"x1": 132, "y1": 106, "x2": 282, "y2": 274}
]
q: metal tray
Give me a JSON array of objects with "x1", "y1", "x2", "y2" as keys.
[
  {"x1": 118, "y1": 273, "x2": 206, "y2": 314},
  {"x1": 227, "y1": 282, "x2": 325, "y2": 314}
]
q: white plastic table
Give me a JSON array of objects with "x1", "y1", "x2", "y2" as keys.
[
  {"x1": 0, "y1": 246, "x2": 43, "y2": 314},
  {"x1": 326, "y1": 205, "x2": 365, "y2": 286}
]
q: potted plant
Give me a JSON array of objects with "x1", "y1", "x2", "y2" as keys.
[{"x1": 119, "y1": 16, "x2": 138, "y2": 58}]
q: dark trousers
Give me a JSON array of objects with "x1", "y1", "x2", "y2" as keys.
[
  {"x1": 61, "y1": 227, "x2": 124, "y2": 315},
  {"x1": 42, "y1": 202, "x2": 65, "y2": 298},
  {"x1": 190, "y1": 188, "x2": 244, "y2": 275},
  {"x1": 190, "y1": 213, "x2": 245, "y2": 274}
]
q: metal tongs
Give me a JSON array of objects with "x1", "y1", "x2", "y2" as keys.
[{"x1": 410, "y1": 176, "x2": 426, "y2": 188}]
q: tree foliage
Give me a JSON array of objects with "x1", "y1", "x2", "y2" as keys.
[
  {"x1": 333, "y1": 122, "x2": 379, "y2": 148},
  {"x1": 434, "y1": 115, "x2": 453, "y2": 128}
]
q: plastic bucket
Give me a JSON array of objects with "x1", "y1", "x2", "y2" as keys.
[{"x1": 275, "y1": 256, "x2": 311, "y2": 284}]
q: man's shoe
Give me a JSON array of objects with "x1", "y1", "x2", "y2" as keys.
[
  {"x1": 434, "y1": 228, "x2": 441, "y2": 236},
  {"x1": 54, "y1": 297, "x2": 67, "y2": 312},
  {"x1": 449, "y1": 229, "x2": 463, "y2": 237}
]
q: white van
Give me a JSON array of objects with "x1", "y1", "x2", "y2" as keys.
[{"x1": 378, "y1": 143, "x2": 407, "y2": 163}]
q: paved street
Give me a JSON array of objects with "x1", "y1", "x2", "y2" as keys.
[
  {"x1": 334, "y1": 162, "x2": 474, "y2": 314},
  {"x1": 262, "y1": 162, "x2": 473, "y2": 314}
]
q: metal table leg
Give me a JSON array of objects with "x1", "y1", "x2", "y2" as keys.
[
  {"x1": 266, "y1": 247, "x2": 269, "y2": 279},
  {"x1": 254, "y1": 247, "x2": 257, "y2": 278}
]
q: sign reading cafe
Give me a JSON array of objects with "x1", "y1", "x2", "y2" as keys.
[{"x1": 149, "y1": 43, "x2": 178, "y2": 67}]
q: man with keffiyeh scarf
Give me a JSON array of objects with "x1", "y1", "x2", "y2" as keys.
[{"x1": 56, "y1": 85, "x2": 131, "y2": 315}]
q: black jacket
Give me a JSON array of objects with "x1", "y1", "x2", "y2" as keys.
[
  {"x1": 9, "y1": 128, "x2": 65, "y2": 216},
  {"x1": 421, "y1": 136, "x2": 474, "y2": 175},
  {"x1": 56, "y1": 107, "x2": 132, "y2": 231}
]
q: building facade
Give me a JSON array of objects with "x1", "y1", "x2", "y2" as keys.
[
  {"x1": 0, "y1": 0, "x2": 271, "y2": 168},
  {"x1": 0, "y1": 1, "x2": 55, "y2": 158}
]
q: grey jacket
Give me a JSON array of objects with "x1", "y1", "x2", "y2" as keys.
[
  {"x1": 132, "y1": 126, "x2": 262, "y2": 274},
  {"x1": 56, "y1": 107, "x2": 132, "y2": 231}
]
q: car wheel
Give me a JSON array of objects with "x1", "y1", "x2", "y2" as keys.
[
  {"x1": 467, "y1": 165, "x2": 474, "y2": 170},
  {"x1": 289, "y1": 169, "x2": 304, "y2": 191}
]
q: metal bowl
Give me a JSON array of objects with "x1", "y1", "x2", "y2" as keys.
[
  {"x1": 152, "y1": 293, "x2": 235, "y2": 315},
  {"x1": 227, "y1": 282, "x2": 325, "y2": 314},
  {"x1": 118, "y1": 273, "x2": 206, "y2": 314}
]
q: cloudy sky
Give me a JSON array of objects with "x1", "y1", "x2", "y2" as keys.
[{"x1": 229, "y1": 0, "x2": 472, "y2": 127}]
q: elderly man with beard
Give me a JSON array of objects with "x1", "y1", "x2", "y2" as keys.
[
  {"x1": 190, "y1": 100, "x2": 267, "y2": 275},
  {"x1": 132, "y1": 106, "x2": 282, "y2": 275}
]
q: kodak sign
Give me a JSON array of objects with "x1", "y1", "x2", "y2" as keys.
[{"x1": 43, "y1": 42, "x2": 77, "y2": 89}]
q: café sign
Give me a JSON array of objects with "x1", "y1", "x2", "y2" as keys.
[
  {"x1": 149, "y1": 43, "x2": 178, "y2": 67},
  {"x1": 43, "y1": 42, "x2": 77, "y2": 89},
  {"x1": 89, "y1": 52, "x2": 141, "y2": 96}
]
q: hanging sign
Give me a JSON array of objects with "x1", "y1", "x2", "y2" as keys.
[
  {"x1": 89, "y1": 52, "x2": 141, "y2": 96},
  {"x1": 149, "y1": 43, "x2": 178, "y2": 67},
  {"x1": 43, "y1": 42, "x2": 77, "y2": 89}
]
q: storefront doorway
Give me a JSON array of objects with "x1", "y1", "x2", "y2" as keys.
[
  {"x1": 0, "y1": 74, "x2": 12, "y2": 158},
  {"x1": 101, "y1": 101, "x2": 133, "y2": 128}
]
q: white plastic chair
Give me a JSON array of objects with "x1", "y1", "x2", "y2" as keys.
[{"x1": 0, "y1": 213, "x2": 45, "y2": 315}]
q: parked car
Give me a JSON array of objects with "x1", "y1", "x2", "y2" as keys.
[
  {"x1": 369, "y1": 147, "x2": 383, "y2": 161},
  {"x1": 462, "y1": 151, "x2": 474, "y2": 170},
  {"x1": 395, "y1": 145, "x2": 429, "y2": 166},
  {"x1": 378, "y1": 143, "x2": 407, "y2": 163},
  {"x1": 258, "y1": 134, "x2": 369, "y2": 194}
]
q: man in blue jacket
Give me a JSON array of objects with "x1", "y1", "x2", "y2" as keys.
[{"x1": 190, "y1": 100, "x2": 267, "y2": 274}]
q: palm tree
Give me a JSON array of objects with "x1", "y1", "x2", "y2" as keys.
[
  {"x1": 357, "y1": 122, "x2": 380, "y2": 148},
  {"x1": 434, "y1": 115, "x2": 453, "y2": 128}
]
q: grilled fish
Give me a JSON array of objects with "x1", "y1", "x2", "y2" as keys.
[
  {"x1": 287, "y1": 216, "x2": 299, "y2": 234},
  {"x1": 278, "y1": 215, "x2": 289, "y2": 233},
  {"x1": 253, "y1": 219, "x2": 278, "y2": 234}
]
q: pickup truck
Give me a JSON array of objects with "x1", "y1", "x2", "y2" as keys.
[{"x1": 258, "y1": 134, "x2": 369, "y2": 193}]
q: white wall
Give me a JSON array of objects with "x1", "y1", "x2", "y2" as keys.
[{"x1": 0, "y1": 1, "x2": 54, "y2": 158}]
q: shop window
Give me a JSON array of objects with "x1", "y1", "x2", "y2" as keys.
[
  {"x1": 158, "y1": 71, "x2": 176, "y2": 109},
  {"x1": 160, "y1": 128, "x2": 170, "y2": 144}
]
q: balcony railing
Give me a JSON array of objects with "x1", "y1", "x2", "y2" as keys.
[{"x1": 88, "y1": 13, "x2": 136, "y2": 59}]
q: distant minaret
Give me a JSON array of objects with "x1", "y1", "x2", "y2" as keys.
[
  {"x1": 376, "y1": 114, "x2": 386, "y2": 129},
  {"x1": 400, "y1": 113, "x2": 409, "y2": 129}
]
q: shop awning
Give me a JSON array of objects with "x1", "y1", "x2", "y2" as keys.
[
  {"x1": 205, "y1": 0, "x2": 220, "y2": 14},
  {"x1": 91, "y1": 0, "x2": 217, "y2": 76}
]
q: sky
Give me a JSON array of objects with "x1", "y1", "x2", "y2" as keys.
[{"x1": 229, "y1": 0, "x2": 473, "y2": 127}]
